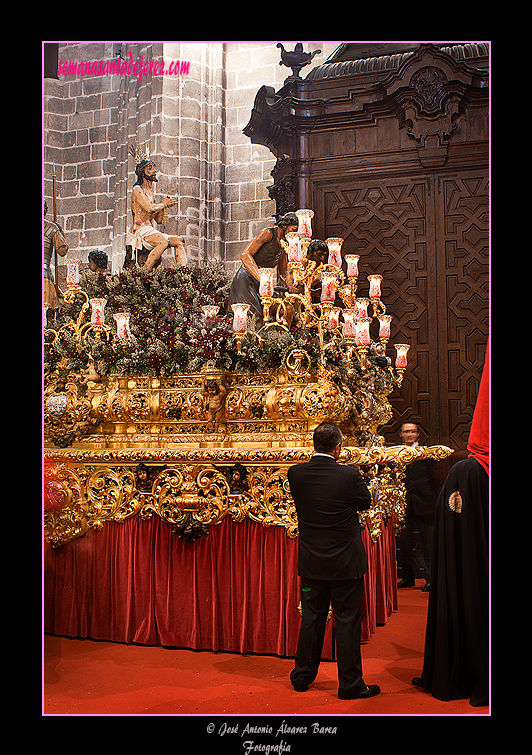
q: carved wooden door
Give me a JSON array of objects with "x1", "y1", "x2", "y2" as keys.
[{"x1": 314, "y1": 168, "x2": 488, "y2": 448}]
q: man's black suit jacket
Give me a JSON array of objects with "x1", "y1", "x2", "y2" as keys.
[
  {"x1": 287, "y1": 454, "x2": 372, "y2": 581},
  {"x1": 404, "y1": 459, "x2": 437, "y2": 517}
]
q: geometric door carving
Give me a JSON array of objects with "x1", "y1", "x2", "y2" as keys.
[
  {"x1": 436, "y1": 173, "x2": 489, "y2": 449},
  {"x1": 315, "y1": 170, "x2": 488, "y2": 449}
]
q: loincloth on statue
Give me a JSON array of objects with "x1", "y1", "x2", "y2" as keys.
[{"x1": 126, "y1": 225, "x2": 169, "y2": 253}]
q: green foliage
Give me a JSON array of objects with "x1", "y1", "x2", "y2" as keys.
[{"x1": 45, "y1": 264, "x2": 345, "y2": 379}]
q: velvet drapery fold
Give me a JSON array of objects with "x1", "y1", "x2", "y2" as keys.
[{"x1": 44, "y1": 516, "x2": 397, "y2": 658}]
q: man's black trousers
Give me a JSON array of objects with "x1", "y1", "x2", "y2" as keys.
[{"x1": 290, "y1": 576, "x2": 365, "y2": 696}]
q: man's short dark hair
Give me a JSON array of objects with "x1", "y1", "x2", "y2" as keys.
[
  {"x1": 313, "y1": 421, "x2": 343, "y2": 454},
  {"x1": 88, "y1": 250, "x2": 108, "y2": 270},
  {"x1": 276, "y1": 212, "x2": 298, "y2": 228}
]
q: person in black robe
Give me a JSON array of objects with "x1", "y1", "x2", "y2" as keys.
[
  {"x1": 413, "y1": 342, "x2": 489, "y2": 707},
  {"x1": 228, "y1": 213, "x2": 298, "y2": 327}
]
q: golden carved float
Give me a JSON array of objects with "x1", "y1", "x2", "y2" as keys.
[{"x1": 44, "y1": 212, "x2": 453, "y2": 548}]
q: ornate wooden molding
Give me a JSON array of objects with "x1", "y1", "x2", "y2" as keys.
[
  {"x1": 380, "y1": 45, "x2": 488, "y2": 167},
  {"x1": 243, "y1": 44, "x2": 488, "y2": 170}
]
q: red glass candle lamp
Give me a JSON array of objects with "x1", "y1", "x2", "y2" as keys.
[
  {"x1": 231, "y1": 303, "x2": 250, "y2": 334},
  {"x1": 113, "y1": 312, "x2": 131, "y2": 340},
  {"x1": 66, "y1": 259, "x2": 80, "y2": 288},
  {"x1": 354, "y1": 298, "x2": 370, "y2": 318},
  {"x1": 89, "y1": 298, "x2": 107, "y2": 326},
  {"x1": 345, "y1": 254, "x2": 360, "y2": 279},
  {"x1": 325, "y1": 237, "x2": 343, "y2": 268},
  {"x1": 295, "y1": 209, "x2": 313, "y2": 239},
  {"x1": 258, "y1": 268, "x2": 275, "y2": 298},
  {"x1": 368, "y1": 274, "x2": 382, "y2": 299},
  {"x1": 285, "y1": 232, "x2": 304, "y2": 263},
  {"x1": 320, "y1": 271, "x2": 338, "y2": 303},
  {"x1": 202, "y1": 305, "x2": 219, "y2": 319},
  {"x1": 378, "y1": 314, "x2": 392, "y2": 341},
  {"x1": 394, "y1": 343, "x2": 410, "y2": 368},
  {"x1": 355, "y1": 317, "x2": 372, "y2": 346},
  {"x1": 342, "y1": 309, "x2": 357, "y2": 339},
  {"x1": 327, "y1": 307, "x2": 341, "y2": 330}
]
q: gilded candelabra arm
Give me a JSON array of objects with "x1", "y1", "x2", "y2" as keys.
[
  {"x1": 44, "y1": 284, "x2": 92, "y2": 345},
  {"x1": 356, "y1": 344, "x2": 370, "y2": 371},
  {"x1": 258, "y1": 297, "x2": 290, "y2": 333},
  {"x1": 338, "y1": 286, "x2": 353, "y2": 310},
  {"x1": 62, "y1": 285, "x2": 90, "y2": 337},
  {"x1": 261, "y1": 296, "x2": 274, "y2": 326},
  {"x1": 391, "y1": 366, "x2": 405, "y2": 387},
  {"x1": 283, "y1": 288, "x2": 312, "y2": 328},
  {"x1": 371, "y1": 298, "x2": 387, "y2": 317}
]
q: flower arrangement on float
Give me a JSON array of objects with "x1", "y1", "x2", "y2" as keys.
[{"x1": 45, "y1": 263, "x2": 333, "y2": 379}]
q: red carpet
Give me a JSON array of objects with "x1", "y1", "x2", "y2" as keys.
[{"x1": 43, "y1": 580, "x2": 489, "y2": 720}]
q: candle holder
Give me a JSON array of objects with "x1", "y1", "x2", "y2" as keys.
[
  {"x1": 90, "y1": 298, "x2": 107, "y2": 326},
  {"x1": 325, "y1": 237, "x2": 344, "y2": 268},
  {"x1": 66, "y1": 259, "x2": 81, "y2": 288},
  {"x1": 59, "y1": 261, "x2": 90, "y2": 337},
  {"x1": 285, "y1": 232, "x2": 304, "y2": 263},
  {"x1": 258, "y1": 206, "x2": 411, "y2": 433},
  {"x1": 378, "y1": 314, "x2": 392, "y2": 343},
  {"x1": 327, "y1": 307, "x2": 341, "y2": 330},
  {"x1": 394, "y1": 343, "x2": 410, "y2": 368},
  {"x1": 341, "y1": 309, "x2": 358, "y2": 372},
  {"x1": 295, "y1": 208, "x2": 314, "y2": 239},
  {"x1": 231, "y1": 303, "x2": 250, "y2": 352},
  {"x1": 113, "y1": 312, "x2": 131, "y2": 340},
  {"x1": 367, "y1": 274, "x2": 387, "y2": 320},
  {"x1": 345, "y1": 254, "x2": 360, "y2": 279},
  {"x1": 202, "y1": 305, "x2": 219, "y2": 320},
  {"x1": 354, "y1": 316, "x2": 372, "y2": 370},
  {"x1": 74, "y1": 297, "x2": 113, "y2": 344},
  {"x1": 344, "y1": 254, "x2": 360, "y2": 303},
  {"x1": 339, "y1": 284, "x2": 354, "y2": 308}
]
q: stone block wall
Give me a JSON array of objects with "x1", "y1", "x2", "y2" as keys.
[
  {"x1": 44, "y1": 42, "x2": 121, "y2": 264},
  {"x1": 43, "y1": 41, "x2": 337, "y2": 278},
  {"x1": 222, "y1": 42, "x2": 332, "y2": 271}
]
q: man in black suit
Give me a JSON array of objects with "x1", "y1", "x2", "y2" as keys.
[
  {"x1": 287, "y1": 421, "x2": 380, "y2": 699},
  {"x1": 396, "y1": 422, "x2": 436, "y2": 592}
]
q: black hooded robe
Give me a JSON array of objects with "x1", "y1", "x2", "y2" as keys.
[{"x1": 418, "y1": 457, "x2": 489, "y2": 706}]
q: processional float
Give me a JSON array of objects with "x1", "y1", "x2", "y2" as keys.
[{"x1": 44, "y1": 207, "x2": 452, "y2": 548}]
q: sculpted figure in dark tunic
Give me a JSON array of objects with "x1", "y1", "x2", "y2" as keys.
[
  {"x1": 228, "y1": 213, "x2": 299, "y2": 327},
  {"x1": 44, "y1": 200, "x2": 68, "y2": 311}
]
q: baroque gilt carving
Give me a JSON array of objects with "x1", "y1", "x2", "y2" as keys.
[{"x1": 44, "y1": 443, "x2": 453, "y2": 548}]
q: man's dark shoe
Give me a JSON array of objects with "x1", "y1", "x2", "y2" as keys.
[
  {"x1": 421, "y1": 582, "x2": 430, "y2": 592},
  {"x1": 397, "y1": 579, "x2": 415, "y2": 588},
  {"x1": 339, "y1": 684, "x2": 381, "y2": 700}
]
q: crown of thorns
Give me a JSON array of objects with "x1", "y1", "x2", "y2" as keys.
[{"x1": 128, "y1": 137, "x2": 151, "y2": 164}]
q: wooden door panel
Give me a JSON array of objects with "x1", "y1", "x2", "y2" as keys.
[
  {"x1": 436, "y1": 173, "x2": 489, "y2": 449},
  {"x1": 314, "y1": 170, "x2": 488, "y2": 448}
]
